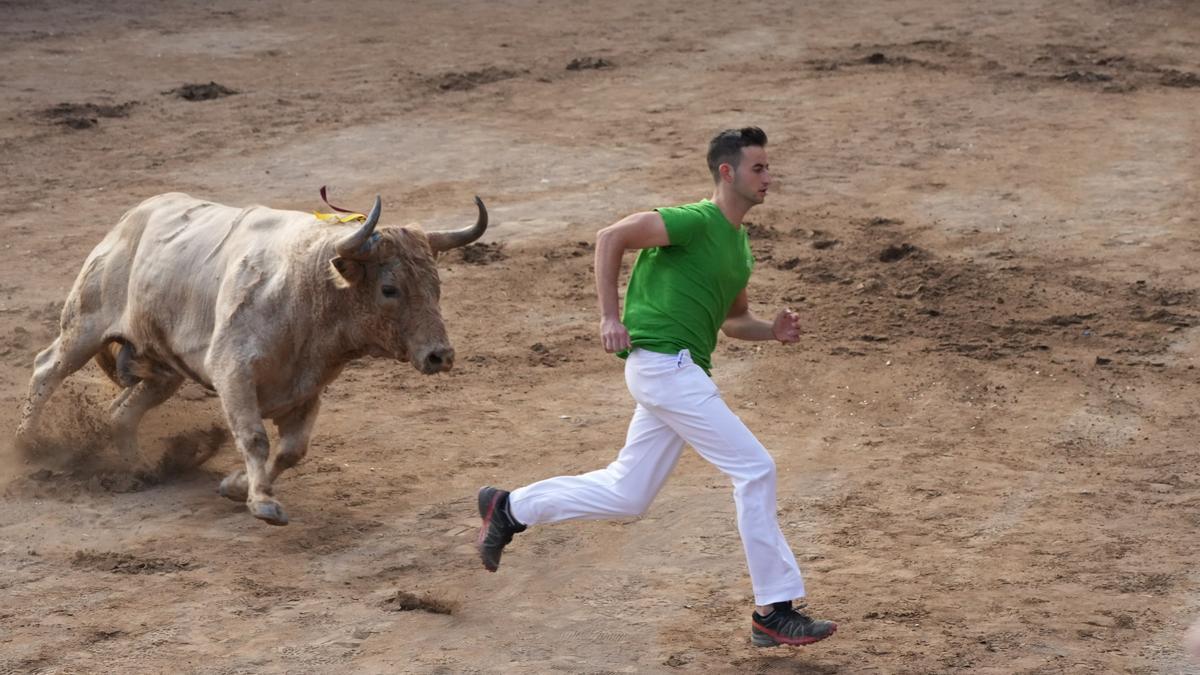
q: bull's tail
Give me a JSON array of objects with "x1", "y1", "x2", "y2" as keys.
[
  {"x1": 95, "y1": 338, "x2": 143, "y2": 388},
  {"x1": 94, "y1": 339, "x2": 122, "y2": 385}
]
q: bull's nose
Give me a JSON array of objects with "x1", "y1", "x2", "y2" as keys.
[{"x1": 423, "y1": 347, "x2": 454, "y2": 373}]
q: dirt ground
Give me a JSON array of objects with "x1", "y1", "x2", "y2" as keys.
[{"x1": 1, "y1": 0, "x2": 1199, "y2": 672}]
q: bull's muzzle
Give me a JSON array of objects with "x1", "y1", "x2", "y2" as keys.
[{"x1": 416, "y1": 346, "x2": 455, "y2": 374}]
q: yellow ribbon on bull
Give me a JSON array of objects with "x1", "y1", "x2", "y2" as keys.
[{"x1": 313, "y1": 211, "x2": 367, "y2": 223}]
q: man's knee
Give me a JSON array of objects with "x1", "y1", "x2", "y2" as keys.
[
  {"x1": 613, "y1": 491, "x2": 655, "y2": 518},
  {"x1": 738, "y1": 450, "x2": 777, "y2": 486},
  {"x1": 628, "y1": 497, "x2": 655, "y2": 518}
]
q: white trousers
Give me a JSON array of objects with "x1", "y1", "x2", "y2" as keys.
[{"x1": 509, "y1": 348, "x2": 806, "y2": 606}]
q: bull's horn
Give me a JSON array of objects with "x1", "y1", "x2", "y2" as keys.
[
  {"x1": 427, "y1": 197, "x2": 488, "y2": 252},
  {"x1": 334, "y1": 196, "x2": 382, "y2": 259}
]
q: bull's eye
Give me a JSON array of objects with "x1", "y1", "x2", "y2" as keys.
[{"x1": 381, "y1": 285, "x2": 399, "y2": 298}]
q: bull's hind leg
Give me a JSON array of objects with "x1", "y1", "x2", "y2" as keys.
[
  {"x1": 268, "y1": 397, "x2": 321, "y2": 484},
  {"x1": 109, "y1": 374, "x2": 184, "y2": 476},
  {"x1": 16, "y1": 325, "x2": 108, "y2": 449},
  {"x1": 218, "y1": 397, "x2": 320, "y2": 503}
]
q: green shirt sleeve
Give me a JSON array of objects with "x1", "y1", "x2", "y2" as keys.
[{"x1": 656, "y1": 204, "x2": 706, "y2": 247}]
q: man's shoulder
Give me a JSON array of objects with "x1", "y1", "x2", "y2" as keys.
[
  {"x1": 656, "y1": 200, "x2": 719, "y2": 227},
  {"x1": 657, "y1": 199, "x2": 715, "y2": 215}
]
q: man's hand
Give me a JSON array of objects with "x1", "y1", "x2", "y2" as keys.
[
  {"x1": 772, "y1": 308, "x2": 801, "y2": 344},
  {"x1": 600, "y1": 316, "x2": 632, "y2": 353}
]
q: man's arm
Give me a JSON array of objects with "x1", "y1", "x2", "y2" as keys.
[
  {"x1": 721, "y1": 288, "x2": 801, "y2": 343},
  {"x1": 595, "y1": 211, "x2": 671, "y2": 353}
]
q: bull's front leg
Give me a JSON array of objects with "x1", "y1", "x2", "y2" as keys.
[
  {"x1": 211, "y1": 370, "x2": 288, "y2": 526},
  {"x1": 218, "y1": 396, "x2": 320, "y2": 505}
]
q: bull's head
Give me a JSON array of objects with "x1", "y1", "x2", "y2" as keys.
[{"x1": 329, "y1": 196, "x2": 488, "y2": 374}]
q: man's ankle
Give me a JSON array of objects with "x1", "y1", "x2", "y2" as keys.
[
  {"x1": 755, "y1": 600, "x2": 795, "y2": 617},
  {"x1": 500, "y1": 496, "x2": 525, "y2": 530}
]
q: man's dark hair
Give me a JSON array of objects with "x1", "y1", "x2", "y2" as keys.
[{"x1": 706, "y1": 126, "x2": 767, "y2": 182}]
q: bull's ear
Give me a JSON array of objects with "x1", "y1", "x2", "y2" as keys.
[{"x1": 329, "y1": 257, "x2": 366, "y2": 287}]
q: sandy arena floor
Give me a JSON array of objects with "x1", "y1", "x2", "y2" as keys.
[{"x1": 1, "y1": 1, "x2": 1199, "y2": 672}]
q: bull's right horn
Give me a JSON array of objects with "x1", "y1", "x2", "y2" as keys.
[
  {"x1": 427, "y1": 197, "x2": 488, "y2": 252},
  {"x1": 334, "y1": 196, "x2": 382, "y2": 259}
]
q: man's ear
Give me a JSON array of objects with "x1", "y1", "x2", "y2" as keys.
[
  {"x1": 720, "y1": 163, "x2": 736, "y2": 183},
  {"x1": 330, "y1": 257, "x2": 366, "y2": 287}
]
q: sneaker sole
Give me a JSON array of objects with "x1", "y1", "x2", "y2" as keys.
[
  {"x1": 476, "y1": 487, "x2": 502, "y2": 573},
  {"x1": 751, "y1": 623, "x2": 838, "y2": 647}
]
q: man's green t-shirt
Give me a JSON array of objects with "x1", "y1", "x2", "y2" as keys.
[{"x1": 619, "y1": 199, "x2": 754, "y2": 372}]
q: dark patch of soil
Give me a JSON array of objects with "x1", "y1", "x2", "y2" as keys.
[
  {"x1": 862, "y1": 51, "x2": 941, "y2": 69},
  {"x1": 84, "y1": 628, "x2": 127, "y2": 644},
  {"x1": 743, "y1": 222, "x2": 779, "y2": 239},
  {"x1": 1101, "y1": 572, "x2": 1177, "y2": 596},
  {"x1": 1057, "y1": 71, "x2": 1113, "y2": 83},
  {"x1": 40, "y1": 101, "x2": 136, "y2": 129},
  {"x1": 664, "y1": 654, "x2": 691, "y2": 668},
  {"x1": 456, "y1": 241, "x2": 506, "y2": 264},
  {"x1": 1046, "y1": 313, "x2": 1096, "y2": 326},
  {"x1": 42, "y1": 102, "x2": 135, "y2": 119},
  {"x1": 808, "y1": 52, "x2": 938, "y2": 72},
  {"x1": 62, "y1": 117, "x2": 97, "y2": 130},
  {"x1": 1129, "y1": 280, "x2": 1195, "y2": 307},
  {"x1": 1160, "y1": 69, "x2": 1200, "y2": 88},
  {"x1": 71, "y1": 550, "x2": 195, "y2": 575},
  {"x1": 166, "y1": 82, "x2": 238, "y2": 101},
  {"x1": 528, "y1": 341, "x2": 567, "y2": 367},
  {"x1": 233, "y1": 576, "x2": 302, "y2": 600},
  {"x1": 543, "y1": 241, "x2": 594, "y2": 260},
  {"x1": 433, "y1": 67, "x2": 520, "y2": 91},
  {"x1": 878, "y1": 243, "x2": 918, "y2": 262},
  {"x1": 380, "y1": 590, "x2": 456, "y2": 615},
  {"x1": 566, "y1": 56, "x2": 614, "y2": 71},
  {"x1": 864, "y1": 216, "x2": 905, "y2": 227},
  {"x1": 1132, "y1": 307, "x2": 1198, "y2": 327}
]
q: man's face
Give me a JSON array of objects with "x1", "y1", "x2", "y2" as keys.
[{"x1": 730, "y1": 145, "x2": 771, "y2": 204}]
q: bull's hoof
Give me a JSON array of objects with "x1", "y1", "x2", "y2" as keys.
[
  {"x1": 13, "y1": 428, "x2": 38, "y2": 458},
  {"x1": 249, "y1": 498, "x2": 289, "y2": 526},
  {"x1": 130, "y1": 461, "x2": 159, "y2": 485},
  {"x1": 218, "y1": 471, "x2": 249, "y2": 501}
]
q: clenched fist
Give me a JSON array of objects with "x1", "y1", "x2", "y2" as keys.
[
  {"x1": 600, "y1": 316, "x2": 631, "y2": 353},
  {"x1": 772, "y1": 309, "x2": 801, "y2": 344}
]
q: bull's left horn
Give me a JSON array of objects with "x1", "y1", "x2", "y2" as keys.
[
  {"x1": 334, "y1": 195, "x2": 382, "y2": 259},
  {"x1": 427, "y1": 197, "x2": 488, "y2": 252}
]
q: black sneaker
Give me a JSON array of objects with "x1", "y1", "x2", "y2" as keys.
[
  {"x1": 477, "y1": 486, "x2": 526, "y2": 572},
  {"x1": 751, "y1": 601, "x2": 837, "y2": 647}
]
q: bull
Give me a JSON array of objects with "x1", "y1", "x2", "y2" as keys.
[{"x1": 16, "y1": 191, "x2": 487, "y2": 525}]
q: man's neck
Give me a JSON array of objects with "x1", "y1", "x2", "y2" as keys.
[{"x1": 710, "y1": 190, "x2": 754, "y2": 228}]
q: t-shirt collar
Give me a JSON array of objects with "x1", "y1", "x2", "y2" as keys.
[{"x1": 701, "y1": 199, "x2": 741, "y2": 232}]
